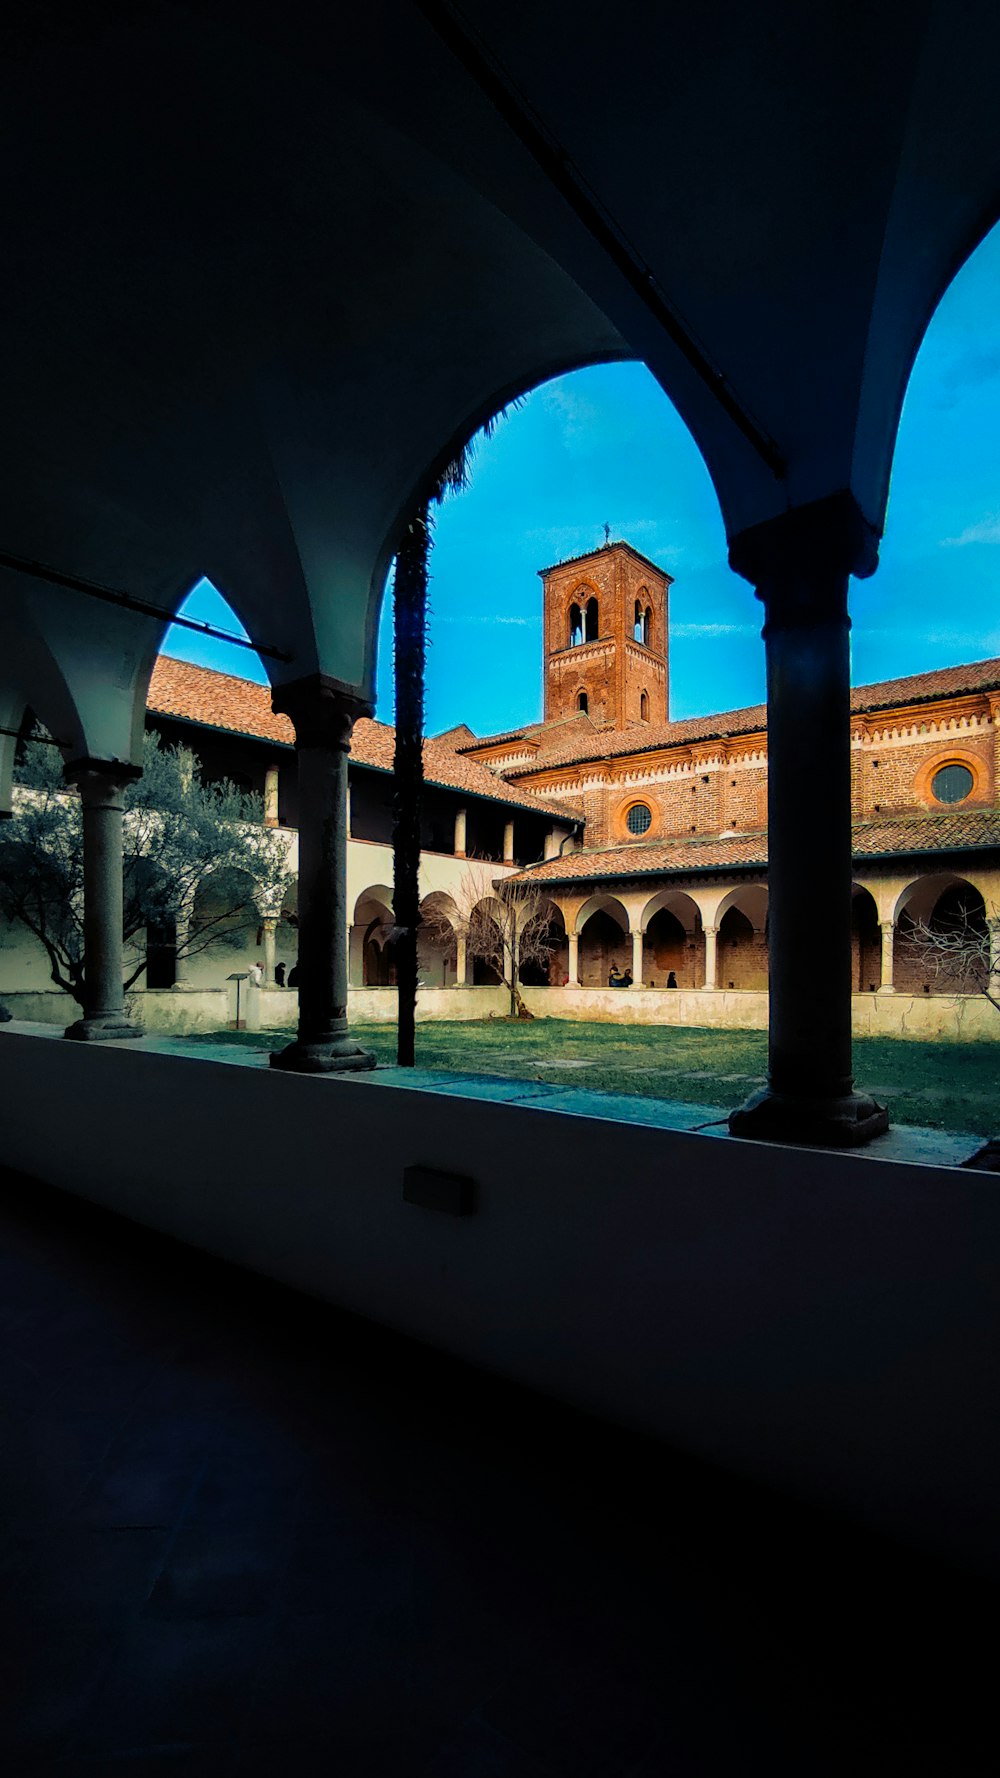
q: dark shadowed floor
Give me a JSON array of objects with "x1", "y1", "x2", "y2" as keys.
[{"x1": 0, "y1": 1165, "x2": 994, "y2": 1777}]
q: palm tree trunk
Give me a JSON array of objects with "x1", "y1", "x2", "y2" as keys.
[{"x1": 392, "y1": 503, "x2": 431, "y2": 1066}]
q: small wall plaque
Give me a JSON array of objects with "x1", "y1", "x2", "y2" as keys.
[{"x1": 402, "y1": 1165, "x2": 476, "y2": 1216}]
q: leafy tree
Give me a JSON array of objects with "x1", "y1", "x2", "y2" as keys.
[{"x1": 0, "y1": 730, "x2": 292, "y2": 1006}]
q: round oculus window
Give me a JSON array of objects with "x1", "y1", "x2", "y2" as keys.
[
  {"x1": 931, "y1": 763, "x2": 974, "y2": 804},
  {"x1": 626, "y1": 802, "x2": 653, "y2": 836}
]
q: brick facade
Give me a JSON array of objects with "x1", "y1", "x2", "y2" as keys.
[
  {"x1": 469, "y1": 544, "x2": 1000, "y2": 851},
  {"x1": 541, "y1": 542, "x2": 671, "y2": 728}
]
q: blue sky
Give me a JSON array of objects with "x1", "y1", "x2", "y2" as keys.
[{"x1": 166, "y1": 224, "x2": 1000, "y2": 734}]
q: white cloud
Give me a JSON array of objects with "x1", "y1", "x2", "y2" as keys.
[
  {"x1": 854, "y1": 624, "x2": 1000, "y2": 649},
  {"x1": 672, "y1": 621, "x2": 757, "y2": 638},
  {"x1": 435, "y1": 614, "x2": 533, "y2": 628},
  {"x1": 940, "y1": 514, "x2": 1000, "y2": 546}
]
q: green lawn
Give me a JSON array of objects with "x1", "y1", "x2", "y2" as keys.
[{"x1": 187, "y1": 1019, "x2": 1000, "y2": 1136}]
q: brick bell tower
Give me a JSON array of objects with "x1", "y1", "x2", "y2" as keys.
[{"x1": 540, "y1": 540, "x2": 672, "y2": 729}]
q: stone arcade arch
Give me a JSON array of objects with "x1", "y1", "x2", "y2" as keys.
[
  {"x1": 575, "y1": 894, "x2": 630, "y2": 987},
  {"x1": 418, "y1": 890, "x2": 460, "y2": 988},
  {"x1": 851, "y1": 885, "x2": 882, "y2": 994},
  {"x1": 715, "y1": 885, "x2": 769, "y2": 992},
  {"x1": 639, "y1": 888, "x2": 705, "y2": 989},
  {"x1": 520, "y1": 898, "x2": 567, "y2": 987},
  {"x1": 350, "y1": 886, "x2": 395, "y2": 988},
  {"x1": 469, "y1": 896, "x2": 505, "y2": 987},
  {"x1": 893, "y1": 875, "x2": 990, "y2": 995}
]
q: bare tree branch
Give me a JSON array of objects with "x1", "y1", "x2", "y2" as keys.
[
  {"x1": 423, "y1": 861, "x2": 560, "y2": 1018},
  {"x1": 905, "y1": 904, "x2": 1000, "y2": 1014}
]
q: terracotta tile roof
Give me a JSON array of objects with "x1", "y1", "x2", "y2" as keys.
[
  {"x1": 462, "y1": 704, "x2": 769, "y2": 772},
  {"x1": 147, "y1": 657, "x2": 580, "y2": 821},
  {"x1": 853, "y1": 657, "x2": 1000, "y2": 713},
  {"x1": 149, "y1": 656, "x2": 294, "y2": 746},
  {"x1": 536, "y1": 539, "x2": 671, "y2": 579},
  {"x1": 462, "y1": 656, "x2": 1000, "y2": 777},
  {"x1": 507, "y1": 810, "x2": 1000, "y2": 886}
]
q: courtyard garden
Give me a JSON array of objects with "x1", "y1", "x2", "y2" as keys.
[{"x1": 189, "y1": 1020, "x2": 1000, "y2": 1136}]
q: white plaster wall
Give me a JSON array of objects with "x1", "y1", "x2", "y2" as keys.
[
  {"x1": 0, "y1": 1028, "x2": 997, "y2": 1575},
  {"x1": 136, "y1": 989, "x2": 231, "y2": 1033},
  {"x1": 852, "y1": 992, "x2": 1000, "y2": 1041},
  {"x1": 0, "y1": 917, "x2": 56, "y2": 994},
  {"x1": 0, "y1": 991, "x2": 72, "y2": 1025},
  {"x1": 254, "y1": 985, "x2": 507, "y2": 1028},
  {"x1": 349, "y1": 986, "x2": 508, "y2": 1024},
  {"x1": 521, "y1": 986, "x2": 770, "y2": 1027},
  {"x1": 346, "y1": 837, "x2": 518, "y2": 916},
  {"x1": 522, "y1": 986, "x2": 1000, "y2": 1040}
]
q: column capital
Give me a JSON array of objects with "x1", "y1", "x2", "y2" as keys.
[
  {"x1": 272, "y1": 674, "x2": 373, "y2": 751},
  {"x1": 63, "y1": 757, "x2": 142, "y2": 808},
  {"x1": 729, "y1": 492, "x2": 879, "y2": 629}
]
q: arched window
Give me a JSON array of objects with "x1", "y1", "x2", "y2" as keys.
[
  {"x1": 569, "y1": 602, "x2": 583, "y2": 647},
  {"x1": 633, "y1": 600, "x2": 643, "y2": 642},
  {"x1": 640, "y1": 690, "x2": 649, "y2": 722},
  {"x1": 643, "y1": 605, "x2": 652, "y2": 646},
  {"x1": 585, "y1": 597, "x2": 599, "y2": 640},
  {"x1": 577, "y1": 691, "x2": 589, "y2": 713}
]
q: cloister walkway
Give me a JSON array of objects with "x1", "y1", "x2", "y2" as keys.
[{"x1": 0, "y1": 1162, "x2": 995, "y2": 1776}]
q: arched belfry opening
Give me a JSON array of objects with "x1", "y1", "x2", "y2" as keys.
[
  {"x1": 584, "y1": 597, "x2": 599, "y2": 641},
  {"x1": 568, "y1": 602, "x2": 583, "y2": 647}
]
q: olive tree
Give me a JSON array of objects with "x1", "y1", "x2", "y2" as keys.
[{"x1": 0, "y1": 731, "x2": 291, "y2": 1007}]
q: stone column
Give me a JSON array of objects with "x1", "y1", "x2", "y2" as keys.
[
  {"x1": 261, "y1": 916, "x2": 278, "y2": 986},
  {"x1": 703, "y1": 924, "x2": 719, "y2": 990},
  {"x1": 566, "y1": 931, "x2": 580, "y2": 986},
  {"x1": 630, "y1": 929, "x2": 643, "y2": 986},
  {"x1": 454, "y1": 806, "x2": 467, "y2": 858},
  {"x1": 269, "y1": 677, "x2": 375, "y2": 1073},
  {"x1": 878, "y1": 922, "x2": 895, "y2": 993},
  {"x1": 63, "y1": 759, "x2": 143, "y2": 1042},
  {"x1": 345, "y1": 780, "x2": 352, "y2": 839},
  {"x1": 455, "y1": 933, "x2": 468, "y2": 987},
  {"x1": 727, "y1": 494, "x2": 888, "y2": 1146},
  {"x1": 503, "y1": 819, "x2": 515, "y2": 863},
  {"x1": 264, "y1": 764, "x2": 280, "y2": 827}
]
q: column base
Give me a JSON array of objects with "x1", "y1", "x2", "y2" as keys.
[
  {"x1": 959, "y1": 1137, "x2": 1000, "y2": 1172},
  {"x1": 728, "y1": 1085, "x2": 889, "y2": 1148},
  {"x1": 270, "y1": 1033, "x2": 376, "y2": 1074},
  {"x1": 64, "y1": 1014, "x2": 142, "y2": 1043}
]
